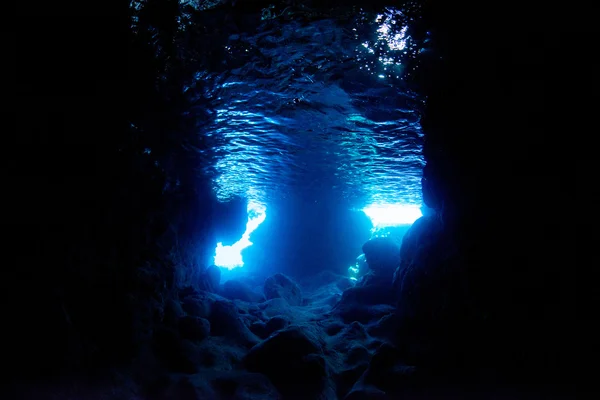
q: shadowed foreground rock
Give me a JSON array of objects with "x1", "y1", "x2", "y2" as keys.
[{"x1": 263, "y1": 273, "x2": 303, "y2": 306}]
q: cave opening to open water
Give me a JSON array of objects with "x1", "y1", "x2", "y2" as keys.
[
  {"x1": 10, "y1": 0, "x2": 581, "y2": 397},
  {"x1": 167, "y1": 0, "x2": 432, "y2": 280}
]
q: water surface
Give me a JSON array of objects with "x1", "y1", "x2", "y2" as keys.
[{"x1": 193, "y1": 2, "x2": 426, "y2": 209}]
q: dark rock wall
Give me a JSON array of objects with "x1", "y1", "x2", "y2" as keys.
[
  {"x1": 7, "y1": 0, "x2": 221, "y2": 383},
  {"x1": 400, "y1": 0, "x2": 594, "y2": 385}
]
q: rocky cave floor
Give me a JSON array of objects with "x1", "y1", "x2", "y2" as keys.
[
  {"x1": 148, "y1": 270, "x2": 402, "y2": 400},
  {"x1": 16, "y1": 264, "x2": 566, "y2": 400},
  {"x1": 21, "y1": 268, "x2": 433, "y2": 400}
]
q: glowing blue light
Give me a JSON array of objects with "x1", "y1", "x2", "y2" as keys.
[
  {"x1": 213, "y1": 201, "x2": 266, "y2": 270},
  {"x1": 362, "y1": 204, "x2": 422, "y2": 228}
]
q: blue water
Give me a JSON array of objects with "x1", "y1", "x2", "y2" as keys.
[
  {"x1": 197, "y1": 5, "x2": 425, "y2": 208},
  {"x1": 159, "y1": 2, "x2": 428, "y2": 271}
]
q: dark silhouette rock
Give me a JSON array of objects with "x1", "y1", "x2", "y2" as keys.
[
  {"x1": 198, "y1": 265, "x2": 221, "y2": 293},
  {"x1": 325, "y1": 321, "x2": 345, "y2": 336},
  {"x1": 332, "y1": 293, "x2": 395, "y2": 324},
  {"x1": 164, "y1": 370, "x2": 280, "y2": 400},
  {"x1": 394, "y1": 215, "x2": 443, "y2": 284},
  {"x1": 343, "y1": 343, "x2": 425, "y2": 399},
  {"x1": 249, "y1": 321, "x2": 268, "y2": 338},
  {"x1": 209, "y1": 300, "x2": 259, "y2": 347},
  {"x1": 263, "y1": 273, "x2": 302, "y2": 306},
  {"x1": 344, "y1": 386, "x2": 387, "y2": 400},
  {"x1": 346, "y1": 345, "x2": 370, "y2": 366},
  {"x1": 335, "y1": 363, "x2": 370, "y2": 400},
  {"x1": 362, "y1": 236, "x2": 401, "y2": 280},
  {"x1": 180, "y1": 286, "x2": 201, "y2": 298},
  {"x1": 367, "y1": 313, "x2": 399, "y2": 342},
  {"x1": 178, "y1": 316, "x2": 210, "y2": 342},
  {"x1": 163, "y1": 298, "x2": 185, "y2": 326},
  {"x1": 356, "y1": 271, "x2": 391, "y2": 288},
  {"x1": 244, "y1": 325, "x2": 326, "y2": 397},
  {"x1": 221, "y1": 279, "x2": 265, "y2": 303},
  {"x1": 181, "y1": 295, "x2": 211, "y2": 319},
  {"x1": 151, "y1": 327, "x2": 198, "y2": 374},
  {"x1": 265, "y1": 315, "x2": 290, "y2": 336},
  {"x1": 328, "y1": 320, "x2": 372, "y2": 358},
  {"x1": 391, "y1": 213, "x2": 476, "y2": 367},
  {"x1": 332, "y1": 282, "x2": 395, "y2": 324}
]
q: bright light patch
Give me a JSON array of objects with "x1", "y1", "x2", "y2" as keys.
[
  {"x1": 363, "y1": 204, "x2": 422, "y2": 228},
  {"x1": 354, "y1": 4, "x2": 421, "y2": 80},
  {"x1": 213, "y1": 201, "x2": 266, "y2": 270}
]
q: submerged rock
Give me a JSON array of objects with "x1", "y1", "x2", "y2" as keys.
[
  {"x1": 395, "y1": 215, "x2": 443, "y2": 282},
  {"x1": 333, "y1": 302, "x2": 395, "y2": 325},
  {"x1": 346, "y1": 344, "x2": 370, "y2": 366},
  {"x1": 392, "y1": 214, "x2": 478, "y2": 366},
  {"x1": 249, "y1": 321, "x2": 268, "y2": 338},
  {"x1": 362, "y1": 236, "x2": 401, "y2": 279},
  {"x1": 198, "y1": 264, "x2": 221, "y2": 293},
  {"x1": 344, "y1": 386, "x2": 387, "y2": 400},
  {"x1": 165, "y1": 369, "x2": 280, "y2": 400},
  {"x1": 345, "y1": 343, "x2": 420, "y2": 399},
  {"x1": 163, "y1": 298, "x2": 185, "y2": 326},
  {"x1": 244, "y1": 325, "x2": 327, "y2": 397},
  {"x1": 356, "y1": 271, "x2": 391, "y2": 288},
  {"x1": 178, "y1": 316, "x2": 210, "y2": 342},
  {"x1": 263, "y1": 273, "x2": 303, "y2": 306},
  {"x1": 328, "y1": 320, "x2": 372, "y2": 357},
  {"x1": 209, "y1": 300, "x2": 260, "y2": 347},
  {"x1": 332, "y1": 281, "x2": 395, "y2": 323},
  {"x1": 151, "y1": 327, "x2": 198, "y2": 374},
  {"x1": 265, "y1": 315, "x2": 290, "y2": 336},
  {"x1": 195, "y1": 336, "x2": 248, "y2": 370},
  {"x1": 221, "y1": 279, "x2": 266, "y2": 303},
  {"x1": 367, "y1": 313, "x2": 399, "y2": 342},
  {"x1": 181, "y1": 293, "x2": 212, "y2": 319}
]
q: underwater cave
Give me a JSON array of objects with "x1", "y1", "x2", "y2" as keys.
[{"x1": 7, "y1": 0, "x2": 590, "y2": 398}]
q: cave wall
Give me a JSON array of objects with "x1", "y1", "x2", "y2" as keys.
[
  {"x1": 398, "y1": 0, "x2": 592, "y2": 384},
  {"x1": 7, "y1": 0, "x2": 223, "y2": 382}
]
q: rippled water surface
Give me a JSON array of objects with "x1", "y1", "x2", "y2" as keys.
[{"x1": 192, "y1": 2, "x2": 426, "y2": 208}]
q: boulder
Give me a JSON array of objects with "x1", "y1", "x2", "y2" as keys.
[
  {"x1": 264, "y1": 315, "x2": 290, "y2": 336},
  {"x1": 263, "y1": 273, "x2": 302, "y2": 306},
  {"x1": 178, "y1": 316, "x2": 210, "y2": 342},
  {"x1": 151, "y1": 327, "x2": 198, "y2": 374},
  {"x1": 198, "y1": 264, "x2": 221, "y2": 293},
  {"x1": 244, "y1": 325, "x2": 327, "y2": 397},
  {"x1": 181, "y1": 294, "x2": 212, "y2": 319},
  {"x1": 209, "y1": 300, "x2": 259, "y2": 347},
  {"x1": 163, "y1": 298, "x2": 185, "y2": 326},
  {"x1": 164, "y1": 370, "x2": 280, "y2": 400},
  {"x1": 221, "y1": 279, "x2": 265, "y2": 303},
  {"x1": 362, "y1": 236, "x2": 401, "y2": 279}
]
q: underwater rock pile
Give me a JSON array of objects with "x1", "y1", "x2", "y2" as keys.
[
  {"x1": 133, "y1": 237, "x2": 431, "y2": 400},
  {"x1": 15, "y1": 213, "x2": 569, "y2": 399},
  {"x1": 104, "y1": 220, "x2": 493, "y2": 400},
  {"x1": 102, "y1": 216, "x2": 513, "y2": 400}
]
